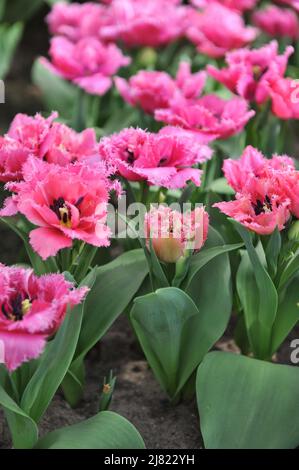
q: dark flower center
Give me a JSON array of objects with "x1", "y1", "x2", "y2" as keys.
[
  {"x1": 126, "y1": 149, "x2": 135, "y2": 165},
  {"x1": 252, "y1": 195, "x2": 272, "y2": 216},
  {"x1": 50, "y1": 197, "x2": 71, "y2": 228},
  {"x1": 1, "y1": 294, "x2": 31, "y2": 322},
  {"x1": 158, "y1": 157, "x2": 168, "y2": 167}
]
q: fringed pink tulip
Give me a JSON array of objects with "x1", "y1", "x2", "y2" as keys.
[
  {"x1": 223, "y1": 146, "x2": 295, "y2": 193},
  {"x1": 187, "y1": 3, "x2": 257, "y2": 58},
  {"x1": 155, "y1": 95, "x2": 255, "y2": 142},
  {"x1": 191, "y1": 0, "x2": 257, "y2": 12},
  {"x1": 99, "y1": 127, "x2": 212, "y2": 188},
  {"x1": 47, "y1": 1, "x2": 111, "y2": 42},
  {"x1": 207, "y1": 41, "x2": 293, "y2": 104},
  {"x1": 0, "y1": 264, "x2": 88, "y2": 371},
  {"x1": 5, "y1": 158, "x2": 112, "y2": 260},
  {"x1": 115, "y1": 62, "x2": 206, "y2": 115},
  {"x1": 100, "y1": 0, "x2": 188, "y2": 47},
  {"x1": 42, "y1": 123, "x2": 99, "y2": 166},
  {"x1": 267, "y1": 76, "x2": 299, "y2": 120},
  {"x1": 253, "y1": 6, "x2": 299, "y2": 40},
  {"x1": 214, "y1": 178, "x2": 291, "y2": 235},
  {"x1": 41, "y1": 36, "x2": 130, "y2": 95}
]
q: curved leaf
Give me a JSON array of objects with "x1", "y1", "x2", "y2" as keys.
[
  {"x1": 197, "y1": 352, "x2": 299, "y2": 449},
  {"x1": 35, "y1": 411, "x2": 145, "y2": 449},
  {"x1": 20, "y1": 270, "x2": 96, "y2": 422},
  {"x1": 63, "y1": 249, "x2": 148, "y2": 406},
  {"x1": 0, "y1": 384, "x2": 38, "y2": 449}
]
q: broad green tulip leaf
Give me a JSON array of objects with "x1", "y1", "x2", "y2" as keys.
[
  {"x1": 271, "y1": 276, "x2": 299, "y2": 354},
  {"x1": 76, "y1": 249, "x2": 148, "y2": 360},
  {"x1": 20, "y1": 270, "x2": 96, "y2": 422},
  {"x1": 232, "y1": 220, "x2": 278, "y2": 359},
  {"x1": 32, "y1": 59, "x2": 76, "y2": 118},
  {"x1": 182, "y1": 240, "x2": 244, "y2": 291},
  {"x1": 63, "y1": 249, "x2": 148, "y2": 406},
  {"x1": 197, "y1": 352, "x2": 299, "y2": 449},
  {"x1": 131, "y1": 287, "x2": 218, "y2": 399},
  {"x1": 0, "y1": 23, "x2": 23, "y2": 79},
  {"x1": 0, "y1": 384, "x2": 38, "y2": 449},
  {"x1": 35, "y1": 411, "x2": 145, "y2": 449}
]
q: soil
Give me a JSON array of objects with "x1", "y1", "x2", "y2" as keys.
[{"x1": 0, "y1": 7, "x2": 299, "y2": 451}]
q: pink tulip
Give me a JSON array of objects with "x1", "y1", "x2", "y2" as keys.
[
  {"x1": 99, "y1": 127, "x2": 212, "y2": 189},
  {"x1": 100, "y1": 0, "x2": 188, "y2": 47},
  {"x1": 0, "y1": 137, "x2": 30, "y2": 183},
  {"x1": 47, "y1": 2, "x2": 111, "y2": 42},
  {"x1": 223, "y1": 146, "x2": 295, "y2": 193},
  {"x1": 187, "y1": 3, "x2": 258, "y2": 58},
  {"x1": 115, "y1": 61, "x2": 206, "y2": 115},
  {"x1": 207, "y1": 41, "x2": 293, "y2": 104},
  {"x1": 5, "y1": 158, "x2": 112, "y2": 260},
  {"x1": 253, "y1": 6, "x2": 299, "y2": 40},
  {"x1": 191, "y1": 0, "x2": 257, "y2": 12},
  {"x1": 41, "y1": 36, "x2": 130, "y2": 95},
  {"x1": 0, "y1": 264, "x2": 88, "y2": 371},
  {"x1": 42, "y1": 123, "x2": 99, "y2": 166},
  {"x1": 7, "y1": 112, "x2": 58, "y2": 158},
  {"x1": 214, "y1": 178, "x2": 291, "y2": 235},
  {"x1": 145, "y1": 205, "x2": 209, "y2": 263},
  {"x1": 155, "y1": 95, "x2": 255, "y2": 142},
  {"x1": 267, "y1": 76, "x2": 299, "y2": 119}
]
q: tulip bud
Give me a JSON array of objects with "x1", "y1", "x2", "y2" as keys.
[
  {"x1": 288, "y1": 220, "x2": 299, "y2": 242},
  {"x1": 137, "y1": 47, "x2": 158, "y2": 68},
  {"x1": 145, "y1": 205, "x2": 209, "y2": 264}
]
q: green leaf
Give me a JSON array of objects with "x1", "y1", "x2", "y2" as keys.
[
  {"x1": 265, "y1": 228, "x2": 281, "y2": 278},
  {"x1": 0, "y1": 384, "x2": 38, "y2": 449},
  {"x1": 35, "y1": 411, "x2": 145, "y2": 449},
  {"x1": 131, "y1": 287, "x2": 204, "y2": 399},
  {"x1": 32, "y1": 59, "x2": 77, "y2": 118},
  {"x1": 207, "y1": 178, "x2": 235, "y2": 195},
  {"x1": 20, "y1": 271, "x2": 96, "y2": 423},
  {"x1": 197, "y1": 352, "x2": 299, "y2": 449},
  {"x1": 0, "y1": 23, "x2": 23, "y2": 79},
  {"x1": 3, "y1": 0, "x2": 43, "y2": 22},
  {"x1": 182, "y1": 240, "x2": 244, "y2": 291},
  {"x1": 232, "y1": 220, "x2": 278, "y2": 359},
  {"x1": 271, "y1": 276, "x2": 299, "y2": 354},
  {"x1": 278, "y1": 249, "x2": 299, "y2": 292},
  {"x1": 63, "y1": 250, "x2": 148, "y2": 406}
]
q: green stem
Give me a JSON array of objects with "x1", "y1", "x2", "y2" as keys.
[
  {"x1": 72, "y1": 87, "x2": 87, "y2": 132},
  {"x1": 73, "y1": 244, "x2": 98, "y2": 283}
]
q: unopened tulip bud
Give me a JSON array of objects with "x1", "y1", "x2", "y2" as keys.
[
  {"x1": 145, "y1": 205, "x2": 209, "y2": 264},
  {"x1": 137, "y1": 47, "x2": 157, "y2": 68}
]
